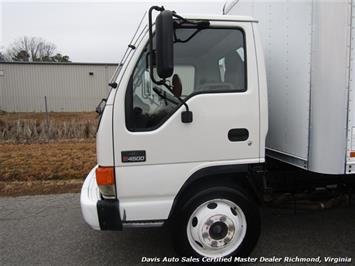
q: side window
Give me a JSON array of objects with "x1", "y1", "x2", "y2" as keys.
[
  {"x1": 126, "y1": 28, "x2": 246, "y2": 131},
  {"x1": 173, "y1": 65, "x2": 195, "y2": 97},
  {"x1": 219, "y1": 47, "x2": 245, "y2": 91},
  {"x1": 126, "y1": 50, "x2": 175, "y2": 131}
]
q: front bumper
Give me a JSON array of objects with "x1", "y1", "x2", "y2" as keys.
[{"x1": 80, "y1": 166, "x2": 122, "y2": 231}]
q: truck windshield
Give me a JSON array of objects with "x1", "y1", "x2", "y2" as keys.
[{"x1": 126, "y1": 27, "x2": 246, "y2": 131}]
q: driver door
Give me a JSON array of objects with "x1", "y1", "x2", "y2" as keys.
[{"x1": 112, "y1": 23, "x2": 260, "y2": 221}]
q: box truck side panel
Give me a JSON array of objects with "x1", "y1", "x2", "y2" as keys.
[
  {"x1": 226, "y1": 1, "x2": 313, "y2": 168},
  {"x1": 346, "y1": 1, "x2": 355, "y2": 174},
  {"x1": 309, "y1": 1, "x2": 351, "y2": 174}
]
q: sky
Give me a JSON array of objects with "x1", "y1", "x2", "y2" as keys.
[{"x1": 0, "y1": 0, "x2": 226, "y2": 63}]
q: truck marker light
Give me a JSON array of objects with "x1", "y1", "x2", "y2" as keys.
[
  {"x1": 350, "y1": 152, "x2": 355, "y2": 158},
  {"x1": 96, "y1": 166, "x2": 116, "y2": 199}
]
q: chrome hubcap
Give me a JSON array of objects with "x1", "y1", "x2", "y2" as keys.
[{"x1": 186, "y1": 199, "x2": 247, "y2": 258}]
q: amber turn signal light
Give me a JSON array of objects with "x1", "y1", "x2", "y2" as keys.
[
  {"x1": 95, "y1": 166, "x2": 116, "y2": 199},
  {"x1": 96, "y1": 166, "x2": 115, "y2": 186}
]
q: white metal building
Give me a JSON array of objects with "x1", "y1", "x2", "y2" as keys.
[{"x1": 0, "y1": 62, "x2": 118, "y2": 112}]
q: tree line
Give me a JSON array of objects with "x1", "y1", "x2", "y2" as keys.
[{"x1": 0, "y1": 36, "x2": 71, "y2": 63}]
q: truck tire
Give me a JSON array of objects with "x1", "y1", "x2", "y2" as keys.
[{"x1": 172, "y1": 186, "x2": 260, "y2": 263}]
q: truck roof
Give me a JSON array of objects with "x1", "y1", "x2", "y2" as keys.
[{"x1": 180, "y1": 14, "x2": 257, "y2": 23}]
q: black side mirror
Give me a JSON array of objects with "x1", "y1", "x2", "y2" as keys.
[
  {"x1": 148, "y1": 6, "x2": 193, "y2": 124},
  {"x1": 155, "y1": 10, "x2": 174, "y2": 79}
]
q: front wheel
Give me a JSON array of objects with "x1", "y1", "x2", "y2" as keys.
[{"x1": 172, "y1": 186, "x2": 260, "y2": 261}]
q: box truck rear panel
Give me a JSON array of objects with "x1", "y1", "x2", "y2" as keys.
[
  {"x1": 227, "y1": 0, "x2": 354, "y2": 175},
  {"x1": 310, "y1": 1, "x2": 351, "y2": 175}
]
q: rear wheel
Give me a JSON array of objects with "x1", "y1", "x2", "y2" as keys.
[{"x1": 172, "y1": 186, "x2": 260, "y2": 262}]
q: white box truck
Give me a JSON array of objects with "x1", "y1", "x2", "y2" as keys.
[
  {"x1": 224, "y1": 0, "x2": 355, "y2": 175},
  {"x1": 81, "y1": 1, "x2": 355, "y2": 261}
]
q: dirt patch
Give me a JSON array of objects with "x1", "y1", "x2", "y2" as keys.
[{"x1": 0, "y1": 179, "x2": 83, "y2": 197}]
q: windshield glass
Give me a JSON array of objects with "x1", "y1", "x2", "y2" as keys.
[{"x1": 112, "y1": 12, "x2": 148, "y2": 83}]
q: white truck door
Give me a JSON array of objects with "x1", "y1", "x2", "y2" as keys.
[{"x1": 113, "y1": 22, "x2": 261, "y2": 221}]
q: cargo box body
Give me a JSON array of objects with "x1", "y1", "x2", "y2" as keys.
[{"x1": 225, "y1": 0, "x2": 355, "y2": 175}]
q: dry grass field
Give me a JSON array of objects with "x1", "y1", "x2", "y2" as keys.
[
  {"x1": 0, "y1": 112, "x2": 98, "y2": 143},
  {"x1": 0, "y1": 142, "x2": 96, "y2": 182},
  {"x1": 0, "y1": 112, "x2": 97, "y2": 122},
  {"x1": 0, "y1": 112, "x2": 98, "y2": 196}
]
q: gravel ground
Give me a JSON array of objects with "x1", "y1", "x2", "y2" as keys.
[{"x1": 0, "y1": 193, "x2": 354, "y2": 265}]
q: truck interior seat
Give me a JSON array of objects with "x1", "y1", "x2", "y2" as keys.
[{"x1": 224, "y1": 51, "x2": 245, "y2": 91}]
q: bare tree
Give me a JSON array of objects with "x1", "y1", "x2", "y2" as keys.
[
  {"x1": 0, "y1": 45, "x2": 6, "y2": 62},
  {"x1": 48, "y1": 53, "x2": 70, "y2": 62},
  {"x1": 6, "y1": 36, "x2": 70, "y2": 62}
]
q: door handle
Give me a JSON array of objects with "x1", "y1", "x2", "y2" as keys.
[{"x1": 228, "y1": 128, "x2": 249, "y2": 142}]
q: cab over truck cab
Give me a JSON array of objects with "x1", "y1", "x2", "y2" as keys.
[{"x1": 81, "y1": 6, "x2": 268, "y2": 259}]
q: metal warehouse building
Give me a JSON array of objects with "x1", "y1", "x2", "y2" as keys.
[{"x1": 0, "y1": 62, "x2": 118, "y2": 112}]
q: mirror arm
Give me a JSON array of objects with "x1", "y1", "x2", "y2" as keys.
[
  {"x1": 172, "y1": 13, "x2": 210, "y2": 28},
  {"x1": 173, "y1": 28, "x2": 202, "y2": 44},
  {"x1": 153, "y1": 87, "x2": 179, "y2": 105},
  {"x1": 161, "y1": 82, "x2": 190, "y2": 112},
  {"x1": 172, "y1": 16, "x2": 210, "y2": 44}
]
